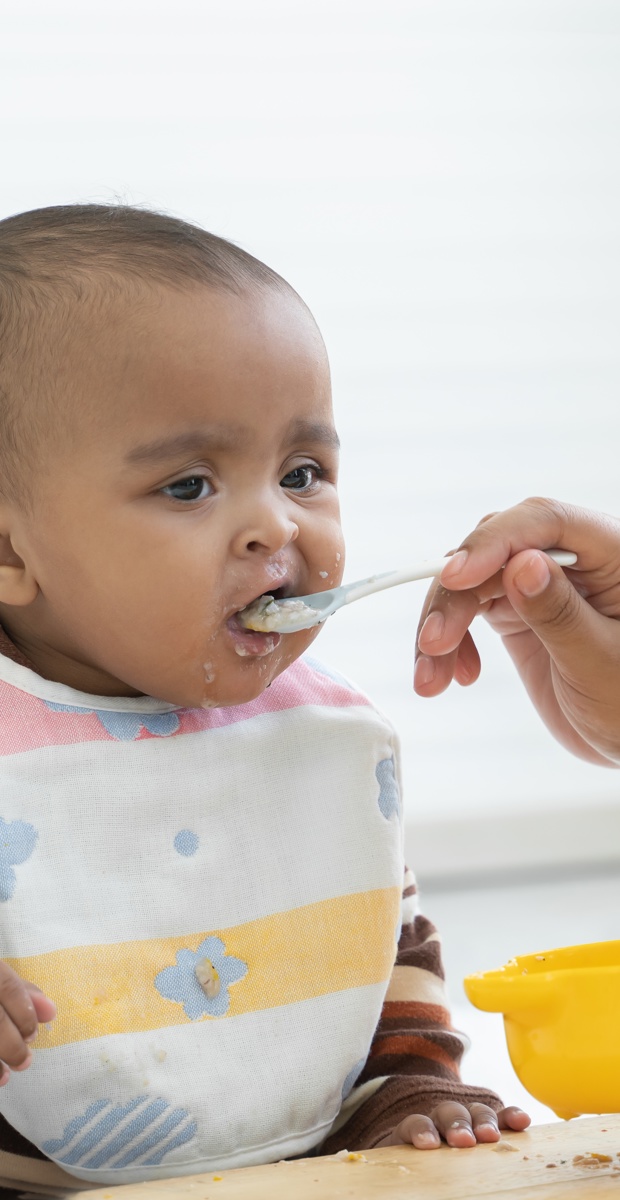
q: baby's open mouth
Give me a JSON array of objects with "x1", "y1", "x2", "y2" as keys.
[
  {"x1": 226, "y1": 588, "x2": 288, "y2": 657},
  {"x1": 237, "y1": 586, "x2": 321, "y2": 634},
  {"x1": 236, "y1": 588, "x2": 288, "y2": 633}
]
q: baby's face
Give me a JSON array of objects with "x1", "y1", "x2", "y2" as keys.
[{"x1": 6, "y1": 283, "x2": 344, "y2": 707}]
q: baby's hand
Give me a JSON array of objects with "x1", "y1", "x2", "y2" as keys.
[
  {"x1": 0, "y1": 960, "x2": 56, "y2": 1085},
  {"x1": 374, "y1": 1101, "x2": 530, "y2": 1149}
]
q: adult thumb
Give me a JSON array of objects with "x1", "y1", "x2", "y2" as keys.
[{"x1": 503, "y1": 549, "x2": 602, "y2": 659}]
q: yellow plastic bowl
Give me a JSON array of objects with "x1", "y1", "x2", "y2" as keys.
[{"x1": 464, "y1": 940, "x2": 620, "y2": 1119}]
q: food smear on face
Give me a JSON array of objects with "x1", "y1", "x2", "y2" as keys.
[
  {"x1": 233, "y1": 636, "x2": 279, "y2": 657},
  {"x1": 226, "y1": 612, "x2": 282, "y2": 658},
  {"x1": 238, "y1": 594, "x2": 320, "y2": 633}
]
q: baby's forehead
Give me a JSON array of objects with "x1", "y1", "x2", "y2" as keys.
[
  {"x1": 0, "y1": 204, "x2": 323, "y2": 506},
  {"x1": 58, "y1": 282, "x2": 330, "y2": 432},
  {"x1": 74, "y1": 274, "x2": 315, "y2": 348},
  {"x1": 42, "y1": 279, "x2": 263, "y2": 390}
]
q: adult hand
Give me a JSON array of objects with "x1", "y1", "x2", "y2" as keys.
[{"x1": 414, "y1": 498, "x2": 620, "y2": 765}]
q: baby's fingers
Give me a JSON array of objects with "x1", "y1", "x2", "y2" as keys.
[
  {"x1": 29, "y1": 985, "x2": 57, "y2": 1026},
  {"x1": 429, "y1": 1101, "x2": 479, "y2": 1147},
  {"x1": 0, "y1": 1010, "x2": 33, "y2": 1075},
  {"x1": 375, "y1": 1114, "x2": 441, "y2": 1149},
  {"x1": 498, "y1": 1105, "x2": 531, "y2": 1132},
  {"x1": 431, "y1": 1102, "x2": 529, "y2": 1147},
  {"x1": 0, "y1": 968, "x2": 54, "y2": 1073}
]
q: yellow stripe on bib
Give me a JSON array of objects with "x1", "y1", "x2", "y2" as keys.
[{"x1": 7, "y1": 887, "x2": 400, "y2": 1048}]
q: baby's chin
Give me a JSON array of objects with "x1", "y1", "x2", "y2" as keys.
[
  {"x1": 198, "y1": 632, "x2": 321, "y2": 710},
  {"x1": 199, "y1": 666, "x2": 283, "y2": 709}
]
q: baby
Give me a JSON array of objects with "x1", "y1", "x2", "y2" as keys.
[{"x1": 0, "y1": 205, "x2": 528, "y2": 1191}]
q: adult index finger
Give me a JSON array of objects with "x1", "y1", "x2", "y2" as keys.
[{"x1": 439, "y1": 498, "x2": 617, "y2": 591}]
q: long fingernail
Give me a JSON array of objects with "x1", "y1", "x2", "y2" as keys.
[
  {"x1": 414, "y1": 655, "x2": 436, "y2": 687},
  {"x1": 442, "y1": 550, "x2": 468, "y2": 578},
  {"x1": 514, "y1": 552, "x2": 551, "y2": 598},
  {"x1": 420, "y1": 612, "x2": 445, "y2": 644}
]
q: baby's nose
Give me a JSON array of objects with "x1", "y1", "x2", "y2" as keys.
[{"x1": 233, "y1": 497, "x2": 299, "y2": 557}]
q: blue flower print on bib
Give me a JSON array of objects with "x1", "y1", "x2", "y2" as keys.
[
  {"x1": 42, "y1": 1095, "x2": 197, "y2": 1170},
  {"x1": 375, "y1": 756, "x2": 400, "y2": 821},
  {"x1": 155, "y1": 936, "x2": 248, "y2": 1019},
  {"x1": 0, "y1": 817, "x2": 38, "y2": 901},
  {"x1": 44, "y1": 702, "x2": 180, "y2": 741}
]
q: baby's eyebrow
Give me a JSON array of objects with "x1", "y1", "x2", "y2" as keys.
[
  {"x1": 284, "y1": 420, "x2": 340, "y2": 452},
  {"x1": 124, "y1": 428, "x2": 248, "y2": 466},
  {"x1": 124, "y1": 421, "x2": 339, "y2": 468}
]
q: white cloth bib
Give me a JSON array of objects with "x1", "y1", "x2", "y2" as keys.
[{"x1": 0, "y1": 653, "x2": 403, "y2": 1184}]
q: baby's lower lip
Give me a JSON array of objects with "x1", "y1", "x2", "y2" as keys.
[{"x1": 225, "y1": 614, "x2": 282, "y2": 658}]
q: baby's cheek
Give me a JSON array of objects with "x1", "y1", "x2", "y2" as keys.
[
  {"x1": 329, "y1": 546, "x2": 344, "y2": 587},
  {"x1": 283, "y1": 626, "x2": 325, "y2": 670},
  {"x1": 311, "y1": 521, "x2": 344, "y2": 589},
  {"x1": 303, "y1": 625, "x2": 325, "y2": 651}
]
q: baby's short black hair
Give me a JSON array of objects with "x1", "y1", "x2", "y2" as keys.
[{"x1": 0, "y1": 203, "x2": 291, "y2": 508}]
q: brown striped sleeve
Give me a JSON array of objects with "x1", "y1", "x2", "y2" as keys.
[{"x1": 320, "y1": 869, "x2": 503, "y2": 1154}]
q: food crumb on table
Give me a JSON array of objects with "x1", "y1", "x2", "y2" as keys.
[{"x1": 573, "y1": 1152, "x2": 614, "y2": 1168}]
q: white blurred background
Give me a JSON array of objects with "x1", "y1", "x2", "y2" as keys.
[
  {"x1": 3, "y1": 0, "x2": 619, "y2": 870},
  {"x1": 2, "y1": 0, "x2": 620, "y2": 1119}
]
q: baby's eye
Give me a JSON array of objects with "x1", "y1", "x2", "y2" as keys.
[
  {"x1": 280, "y1": 465, "x2": 323, "y2": 492},
  {"x1": 161, "y1": 476, "x2": 213, "y2": 502}
]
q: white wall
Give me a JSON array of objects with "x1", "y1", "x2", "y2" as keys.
[{"x1": 2, "y1": 0, "x2": 620, "y2": 874}]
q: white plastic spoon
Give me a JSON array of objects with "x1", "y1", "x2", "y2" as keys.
[{"x1": 238, "y1": 549, "x2": 578, "y2": 634}]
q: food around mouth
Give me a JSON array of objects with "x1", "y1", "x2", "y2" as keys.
[
  {"x1": 225, "y1": 613, "x2": 282, "y2": 658},
  {"x1": 238, "y1": 594, "x2": 320, "y2": 633}
]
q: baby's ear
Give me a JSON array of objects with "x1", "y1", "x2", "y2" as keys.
[{"x1": 0, "y1": 523, "x2": 38, "y2": 606}]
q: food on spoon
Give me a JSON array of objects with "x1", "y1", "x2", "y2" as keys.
[{"x1": 238, "y1": 594, "x2": 320, "y2": 633}]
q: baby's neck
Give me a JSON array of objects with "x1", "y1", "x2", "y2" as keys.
[
  {"x1": 0, "y1": 619, "x2": 145, "y2": 698},
  {"x1": 0, "y1": 622, "x2": 35, "y2": 671}
]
